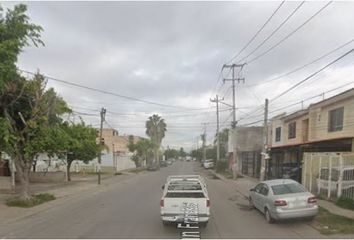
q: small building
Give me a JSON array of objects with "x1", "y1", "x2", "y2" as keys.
[{"x1": 228, "y1": 126, "x2": 263, "y2": 178}]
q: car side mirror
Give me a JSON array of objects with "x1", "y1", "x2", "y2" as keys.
[
  {"x1": 250, "y1": 188, "x2": 255, "y2": 192},
  {"x1": 162, "y1": 185, "x2": 165, "y2": 190}
]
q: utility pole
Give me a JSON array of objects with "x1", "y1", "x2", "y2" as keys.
[
  {"x1": 202, "y1": 123, "x2": 207, "y2": 161},
  {"x1": 260, "y1": 99, "x2": 269, "y2": 181},
  {"x1": 112, "y1": 143, "x2": 116, "y2": 173},
  {"x1": 210, "y1": 95, "x2": 224, "y2": 162},
  {"x1": 98, "y1": 107, "x2": 106, "y2": 185},
  {"x1": 222, "y1": 63, "x2": 246, "y2": 175}
]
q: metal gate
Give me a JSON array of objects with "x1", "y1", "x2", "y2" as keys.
[{"x1": 302, "y1": 152, "x2": 354, "y2": 200}]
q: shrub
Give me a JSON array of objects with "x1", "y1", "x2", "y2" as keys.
[
  {"x1": 6, "y1": 193, "x2": 56, "y2": 208},
  {"x1": 336, "y1": 197, "x2": 354, "y2": 210}
]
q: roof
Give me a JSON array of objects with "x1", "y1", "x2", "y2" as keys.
[
  {"x1": 309, "y1": 88, "x2": 354, "y2": 109},
  {"x1": 281, "y1": 109, "x2": 308, "y2": 122}
]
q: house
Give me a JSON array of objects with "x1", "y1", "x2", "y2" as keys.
[
  {"x1": 98, "y1": 128, "x2": 141, "y2": 156},
  {"x1": 267, "y1": 88, "x2": 354, "y2": 182}
]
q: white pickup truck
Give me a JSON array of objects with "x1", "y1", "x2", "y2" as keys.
[{"x1": 160, "y1": 175, "x2": 210, "y2": 227}]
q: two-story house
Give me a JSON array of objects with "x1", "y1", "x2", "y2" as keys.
[
  {"x1": 98, "y1": 128, "x2": 141, "y2": 156},
  {"x1": 267, "y1": 88, "x2": 354, "y2": 182}
]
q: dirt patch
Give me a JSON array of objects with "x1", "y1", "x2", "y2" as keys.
[{"x1": 310, "y1": 207, "x2": 354, "y2": 235}]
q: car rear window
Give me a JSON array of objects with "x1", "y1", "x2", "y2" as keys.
[
  {"x1": 271, "y1": 183, "x2": 306, "y2": 195},
  {"x1": 165, "y1": 192, "x2": 205, "y2": 198},
  {"x1": 168, "y1": 181, "x2": 202, "y2": 190}
]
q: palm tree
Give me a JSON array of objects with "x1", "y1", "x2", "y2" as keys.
[{"x1": 145, "y1": 114, "x2": 167, "y2": 165}]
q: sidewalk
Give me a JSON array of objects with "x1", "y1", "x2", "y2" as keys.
[
  {"x1": 209, "y1": 170, "x2": 354, "y2": 220},
  {"x1": 0, "y1": 170, "x2": 143, "y2": 225}
]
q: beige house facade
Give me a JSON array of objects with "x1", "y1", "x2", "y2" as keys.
[{"x1": 267, "y1": 88, "x2": 354, "y2": 182}]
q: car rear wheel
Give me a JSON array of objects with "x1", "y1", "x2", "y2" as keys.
[
  {"x1": 162, "y1": 220, "x2": 169, "y2": 226},
  {"x1": 265, "y1": 208, "x2": 274, "y2": 223}
]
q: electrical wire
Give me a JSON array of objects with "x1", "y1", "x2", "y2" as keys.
[
  {"x1": 246, "y1": 37, "x2": 354, "y2": 87},
  {"x1": 247, "y1": 1, "x2": 333, "y2": 64},
  {"x1": 239, "y1": 1, "x2": 305, "y2": 63},
  {"x1": 18, "y1": 69, "x2": 207, "y2": 110},
  {"x1": 227, "y1": 1, "x2": 286, "y2": 64},
  {"x1": 270, "y1": 47, "x2": 354, "y2": 103}
]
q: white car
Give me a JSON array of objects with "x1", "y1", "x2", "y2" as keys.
[
  {"x1": 203, "y1": 159, "x2": 214, "y2": 169},
  {"x1": 160, "y1": 175, "x2": 210, "y2": 227}
]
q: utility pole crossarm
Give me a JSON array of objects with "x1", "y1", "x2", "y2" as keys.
[{"x1": 221, "y1": 62, "x2": 246, "y2": 175}]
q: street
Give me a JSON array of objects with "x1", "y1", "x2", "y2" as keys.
[{"x1": 0, "y1": 161, "x2": 325, "y2": 239}]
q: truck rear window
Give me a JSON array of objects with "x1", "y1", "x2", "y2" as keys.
[
  {"x1": 168, "y1": 181, "x2": 202, "y2": 190},
  {"x1": 165, "y1": 192, "x2": 205, "y2": 198}
]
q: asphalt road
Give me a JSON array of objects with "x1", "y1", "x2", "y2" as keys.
[{"x1": 0, "y1": 161, "x2": 326, "y2": 239}]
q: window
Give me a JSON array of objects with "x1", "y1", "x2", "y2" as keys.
[
  {"x1": 288, "y1": 122, "x2": 296, "y2": 139},
  {"x1": 271, "y1": 183, "x2": 306, "y2": 195},
  {"x1": 275, "y1": 127, "x2": 281, "y2": 142},
  {"x1": 165, "y1": 192, "x2": 205, "y2": 198},
  {"x1": 260, "y1": 185, "x2": 269, "y2": 196},
  {"x1": 328, "y1": 107, "x2": 344, "y2": 132},
  {"x1": 254, "y1": 184, "x2": 263, "y2": 193}
]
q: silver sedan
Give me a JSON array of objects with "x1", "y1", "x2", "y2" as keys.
[{"x1": 249, "y1": 179, "x2": 318, "y2": 223}]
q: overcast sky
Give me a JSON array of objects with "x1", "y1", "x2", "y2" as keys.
[{"x1": 3, "y1": 1, "x2": 354, "y2": 151}]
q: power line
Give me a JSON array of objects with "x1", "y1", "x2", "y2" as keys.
[
  {"x1": 239, "y1": 1, "x2": 305, "y2": 63},
  {"x1": 268, "y1": 80, "x2": 354, "y2": 114},
  {"x1": 18, "y1": 69, "x2": 205, "y2": 110},
  {"x1": 247, "y1": 1, "x2": 333, "y2": 64},
  {"x1": 227, "y1": 1, "x2": 285, "y2": 64},
  {"x1": 240, "y1": 119, "x2": 264, "y2": 127},
  {"x1": 245, "y1": 37, "x2": 354, "y2": 87},
  {"x1": 270, "y1": 47, "x2": 354, "y2": 103}
]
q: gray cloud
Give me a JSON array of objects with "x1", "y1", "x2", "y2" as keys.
[{"x1": 3, "y1": 1, "x2": 354, "y2": 150}]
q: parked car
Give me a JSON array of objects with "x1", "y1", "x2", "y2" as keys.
[
  {"x1": 160, "y1": 161, "x2": 168, "y2": 167},
  {"x1": 203, "y1": 159, "x2": 214, "y2": 169},
  {"x1": 160, "y1": 175, "x2": 210, "y2": 227},
  {"x1": 249, "y1": 179, "x2": 318, "y2": 223},
  {"x1": 147, "y1": 162, "x2": 158, "y2": 171},
  {"x1": 166, "y1": 159, "x2": 173, "y2": 165}
]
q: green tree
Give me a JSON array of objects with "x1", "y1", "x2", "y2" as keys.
[
  {"x1": 128, "y1": 137, "x2": 154, "y2": 168},
  {"x1": 62, "y1": 122, "x2": 101, "y2": 181},
  {"x1": 164, "y1": 148, "x2": 179, "y2": 160},
  {"x1": 0, "y1": 4, "x2": 46, "y2": 200},
  {"x1": 179, "y1": 147, "x2": 186, "y2": 158},
  {"x1": 0, "y1": 74, "x2": 71, "y2": 200},
  {"x1": 145, "y1": 114, "x2": 167, "y2": 165},
  {"x1": 191, "y1": 148, "x2": 203, "y2": 161},
  {"x1": 0, "y1": 4, "x2": 44, "y2": 101}
]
